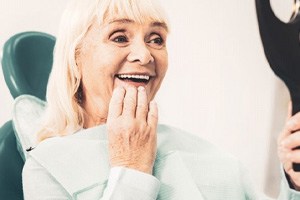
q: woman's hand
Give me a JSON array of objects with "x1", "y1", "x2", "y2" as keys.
[
  {"x1": 278, "y1": 103, "x2": 300, "y2": 190},
  {"x1": 106, "y1": 86, "x2": 158, "y2": 174}
]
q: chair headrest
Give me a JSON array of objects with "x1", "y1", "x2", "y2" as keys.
[{"x1": 1, "y1": 31, "x2": 55, "y2": 100}]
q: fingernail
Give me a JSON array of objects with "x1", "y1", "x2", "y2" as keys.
[
  {"x1": 138, "y1": 86, "x2": 145, "y2": 91},
  {"x1": 116, "y1": 86, "x2": 124, "y2": 92}
]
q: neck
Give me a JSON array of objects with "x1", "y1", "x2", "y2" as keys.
[
  {"x1": 83, "y1": 114, "x2": 107, "y2": 129},
  {"x1": 82, "y1": 97, "x2": 108, "y2": 129}
]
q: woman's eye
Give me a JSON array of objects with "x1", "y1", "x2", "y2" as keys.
[
  {"x1": 148, "y1": 36, "x2": 164, "y2": 46},
  {"x1": 151, "y1": 38, "x2": 163, "y2": 45},
  {"x1": 113, "y1": 36, "x2": 128, "y2": 43}
]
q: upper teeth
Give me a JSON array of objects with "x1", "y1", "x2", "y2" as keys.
[{"x1": 118, "y1": 74, "x2": 150, "y2": 80}]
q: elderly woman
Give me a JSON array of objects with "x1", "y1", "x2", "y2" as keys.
[{"x1": 22, "y1": 0, "x2": 300, "y2": 199}]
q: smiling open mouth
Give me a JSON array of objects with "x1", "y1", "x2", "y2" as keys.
[{"x1": 116, "y1": 74, "x2": 151, "y2": 84}]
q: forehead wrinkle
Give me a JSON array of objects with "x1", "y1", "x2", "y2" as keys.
[
  {"x1": 106, "y1": 18, "x2": 168, "y2": 32},
  {"x1": 108, "y1": 18, "x2": 134, "y2": 24}
]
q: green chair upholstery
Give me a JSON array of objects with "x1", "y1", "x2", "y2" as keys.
[
  {"x1": 0, "y1": 121, "x2": 24, "y2": 200},
  {"x1": 0, "y1": 31, "x2": 55, "y2": 200},
  {"x1": 2, "y1": 31, "x2": 55, "y2": 101}
]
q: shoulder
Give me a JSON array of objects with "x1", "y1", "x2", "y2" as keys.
[
  {"x1": 32, "y1": 124, "x2": 107, "y2": 155},
  {"x1": 29, "y1": 125, "x2": 109, "y2": 170},
  {"x1": 26, "y1": 127, "x2": 109, "y2": 196}
]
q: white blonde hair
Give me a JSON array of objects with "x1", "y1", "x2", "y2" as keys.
[{"x1": 38, "y1": 0, "x2": 169, "y2": 141}]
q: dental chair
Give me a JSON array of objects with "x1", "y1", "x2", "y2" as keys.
[{"x1": 0, "y1": 31, "x2": 55, "y2": 200}]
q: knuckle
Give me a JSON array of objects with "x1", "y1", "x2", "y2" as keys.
[
  {"x1": 138, "y1": 122, "x2": 147, "y2": 131},
  {"x1": 137, "y1": 102, "x2": 147, "y2": 108},
  {"x1": 122, "y1": 121, "x2": 133, "y2": 130},
  {"x1": 137, "y1": 103, "x2": 148, "y2": 113},
  {"x1": 149, "y1": 112, "x2": 158, "y2": 119},
  {"x1": 123, "y1": 107, "x2": 132, "y2": 113},
  {"x1": 124, "y1": 122, "x2": 138, "y2": 135},
  {"x1": 125, "y1": 96, "x2": 136, "y2": 106}
]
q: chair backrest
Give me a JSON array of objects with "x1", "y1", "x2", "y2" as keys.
[
  {"x1": 2, "y1": 31, "x2": 55, "y2": 100},
  {"x1": 0, "y1": 31, "x2": 55, "y2": 200},
  {"x1": 0, "y1": 121, "x2": 24, "y2": 200}
]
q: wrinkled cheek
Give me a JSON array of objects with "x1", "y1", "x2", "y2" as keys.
[
  {"x1": 158, "y1": 63, "x2": 168, "y2": 84},
  {"x1": 158, "y1": 56, "x2": 168, "y2": 77},
  {"x1": 151, "y1": 66, "x2": 168, "y2": 100}
]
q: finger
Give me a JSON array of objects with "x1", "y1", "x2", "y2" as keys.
[
  {"x1": 282, "y1": 131, "x2": 300, "y2": 150},
  {"x1": 147, "y1": 101, "x2": 158, "y2": 128},
  {"x1": 286, "y1": 101, "x2": 292, "y2": 121},
  {"x1": 136, "y1": 86, "x2": 148, "y2": 120},
  {"x1": 278, "y1": 108, "x2": 300, "y2": 144},
  {"x1": 287, "y1": 150, "x2": 300, "y2": 163},
  {"x1": 108, "y1": 87, "x2": 125, "y2": 119},
  {"x1": 278, "y1": 102, "x2": 292, "y2": 143},
  {"x1": 288, "y1": 170, "x2": 300, "y2": 183},
  {"x1": 286, "y1": 111, "x2": 300, "y2": 133},
  {"x1": 278, "y1": 124, "x2": 293, "y2": 147},
  {"x1": 122, "y1": 86, "x2": 137, "y2": 117},
  {"x1": 285, "y1": 167, "x2": 300, "y2": 190},
  {"x1": 283, "y1": 161, "x2": 293, "y2": 174}
]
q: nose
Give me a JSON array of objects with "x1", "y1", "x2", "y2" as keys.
[{"x1": 127, "y1": 40, "x2": 154, "y2": 65}]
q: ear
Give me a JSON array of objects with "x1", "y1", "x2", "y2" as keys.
[{"x1": 75, "y1": 43, "x2": 83, "y2": 70}]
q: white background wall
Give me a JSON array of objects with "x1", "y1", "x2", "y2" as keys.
[{"x1": 0, "y1": 0, "x2": 294, "y2": 197}]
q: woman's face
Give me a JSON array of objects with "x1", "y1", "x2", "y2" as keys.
[{"x1": 77, "y1": 17, "x2": 168, "y2": 116}]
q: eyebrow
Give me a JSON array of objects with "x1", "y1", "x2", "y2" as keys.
[
  {"x1": 151, "y1": 21, "x2": 169, "y2": 32},
  {"x1": 109, "y1": 18, "x2": 169, "y2": 32}
]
